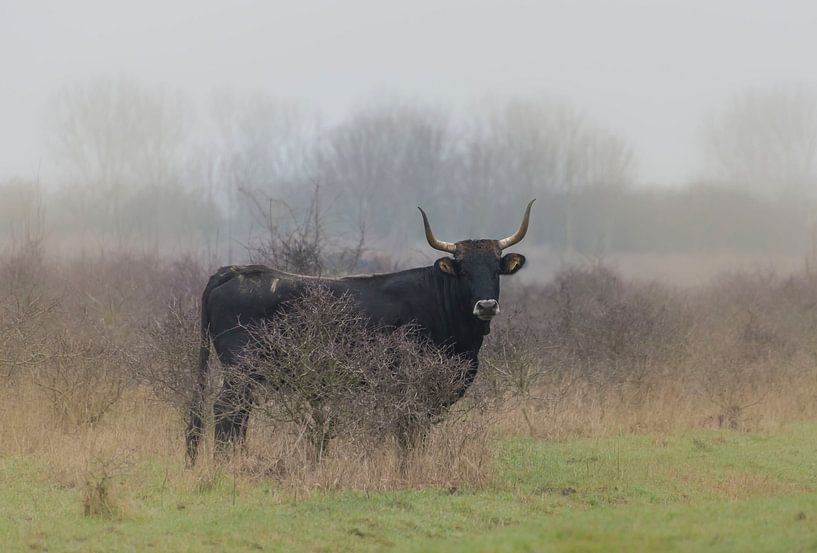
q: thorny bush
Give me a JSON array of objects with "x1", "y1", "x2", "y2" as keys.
[{"x1": 236, "y1": 286, "x2": 475, "y2": 460}]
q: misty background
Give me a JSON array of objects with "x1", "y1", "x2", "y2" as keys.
[{"x1": 3, "y1": 0, "x2": 817, "y2": 283}]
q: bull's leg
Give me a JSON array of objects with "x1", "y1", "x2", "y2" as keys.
[
  {"x1": 213, "y1": 374, "x2": 254, "y2": 457},
  {"x1": 393, "y1": 413, "x2": 430, "y2": 477},
  {"x1": 185, "y1": 406, "x2": 204, "y2": 465},
  {"x1": 396, "y1": 413, "x2": 431, "y2": 452},
  {"x1": 308, "y1": 403, "x2": 333, "y2": 463}
]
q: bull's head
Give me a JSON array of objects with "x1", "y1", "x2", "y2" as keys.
[{"x1": 418, "y1": 200, "x2": 534, "y2": 321}]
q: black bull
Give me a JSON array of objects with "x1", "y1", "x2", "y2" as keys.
[{"x1": 185, "y1": 200, "x2": 535, "y2": 463}]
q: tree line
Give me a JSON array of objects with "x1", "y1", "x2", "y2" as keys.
[{"x1": 2, "y1": 78, "x2": 817, "y2": 258}]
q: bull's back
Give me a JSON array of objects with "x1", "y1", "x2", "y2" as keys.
[
  {"x1": 203, "y1": 264, "x2": 431, "y2": 361},
  {"x1": 206, "y1": 266, "x2": 297, "y2": 337}
]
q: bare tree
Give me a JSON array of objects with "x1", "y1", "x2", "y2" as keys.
[
  {"x1": 240, "y1": 183, "x2": 365, "y2": 276},
  {"x1": 209, "y1": 91, "x2": 318, "y2": 191},
  {"x1": 318, "y1": 99, "x2": 452, "y2": 244},
  {"x1": 49, "y1": 78, "x2": 188, "y2": 191},
  {"x1": 704, "y1": 87, "x2": 817, "y2": 199},
  {"x1": 46, "y1": 77, "x2": 210, "y2": 242},
  {"x1": 459, "y1": 98, "x2": 635, "y2": 252},
  {"x1": 204, "y1": 90, "x2": 320, "y2": 257}
]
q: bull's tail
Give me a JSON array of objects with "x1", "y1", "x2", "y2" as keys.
[{"x1": 185, "y1": 267, "x2": 237, "y2": 465}]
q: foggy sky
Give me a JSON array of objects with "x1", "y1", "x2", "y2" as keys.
[{"x1": 2, "y1": 0, "x2": 816, "y2": 185}]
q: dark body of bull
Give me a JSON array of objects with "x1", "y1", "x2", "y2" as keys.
[{"x1": 185, "y1": 201, "x2": 534, "y2": 464}]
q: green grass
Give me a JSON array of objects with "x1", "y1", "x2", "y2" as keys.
[{"x1": 3, "y1": 424, "x2": 817, "y2": 552}]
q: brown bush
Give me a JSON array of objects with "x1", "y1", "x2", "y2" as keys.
[
  {"x1": 82, "y1": 452, "x2": 132, "y2": 518},
  {"x1": 30, "y1": 328, "x2": 130, "y2": 428},
  {"x1": 485, "y1": 264, "x2": 690, "y2": 420},
  {"x1": 131, "y1": 293, "x2": 203, "y2": 413},
  {"x1": 238, "y1": 286, "x2": 476, "y2": 461},
  {"x1": 487, "y1": 262, "x2": 817, "y2": 436},
  {"x1": 0, "y1": 221, "x2": 57, "y2": 380}
]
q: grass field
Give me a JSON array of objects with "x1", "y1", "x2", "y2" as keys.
[{"x1": 3, "y1": 422, "x2": 817, "y2": 553}]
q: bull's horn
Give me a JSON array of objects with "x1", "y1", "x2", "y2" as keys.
[
  {"x1": 497, "y1": 199, "x2": 536, "y2": 250},
  {"x1": 418, "y1": 207, "x2": 457, "y2": 253}
]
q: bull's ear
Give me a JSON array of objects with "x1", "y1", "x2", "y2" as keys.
[
  {"x1": 434, "y1": 257, "x2": 460, "y2": 276},
  {"x1": 500, "y1": 253, "x2": 526, "y2": 275}
]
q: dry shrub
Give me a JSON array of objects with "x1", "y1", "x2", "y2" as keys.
[
  {"x1": 0, "y1": 241, "x2": 204, "y2": 444},
  {"x1": 479, "y1": 296, "x2": 560, "y2": 437},
  {"x1": 12, "y1": 297, "x2": 133, "y2": 430},
  {"x1": 82, "y1": 451, "x2": 132, "y2": 518},
  {"x1": 0, "y1": 229, "x2": 130, "y2": 428},
  {"x1": 485, "y1": 264, "x2": 691, "y2": 436},
  {"x1": 131, "y1": 295, "x2": 202, "y2": 413},
  {"x1": 30, "y1": 333, "x2": 129, "y2": 428},
  {"x1": 0, "y1": 220, "x2": 58, "y2": 380},
  {"x1": 540, "y1": 264, "x2": 689, "y2": 386},
  {"x1": 685, "y1": 270, "x2": 816, "y2": 429},
  {"x1": 489, "y1": 263, "x2": 817, "y2": 437},
  {"x1": 0, "y1": 292, "x2": 58, "y2": 380},
  {"x1": 488, "y1": 264, "x2": 690, "y2": 403},
  {"x1": 238, "y1": 286, "x2": 479, "y2": 464},
  {"x1": 56, "y1": 252, "x2": 208, "y2": 418}
]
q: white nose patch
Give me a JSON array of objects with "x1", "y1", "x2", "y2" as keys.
[{"x1": 473, "y1": 299, "x2": 500, "y2": 320}]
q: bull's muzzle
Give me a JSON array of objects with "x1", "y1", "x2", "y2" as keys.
[{"x1": 473, "y1": 299, "x2": 500, "y2": 320}]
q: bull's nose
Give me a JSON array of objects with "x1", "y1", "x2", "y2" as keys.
[
  {"x1": 476, "y1": 299, "x2": 498, "y2": 310},
  {"x1": 473, "y1": 299, "x2": 500, "y2": 320}
]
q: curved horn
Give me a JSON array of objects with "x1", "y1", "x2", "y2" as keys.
[
  {"x1": 497, "y1": 199, "x2": 536, "y2": 250},
  {"x1": 418, "y1": 207, "x2": 457, "y2": 253}
]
